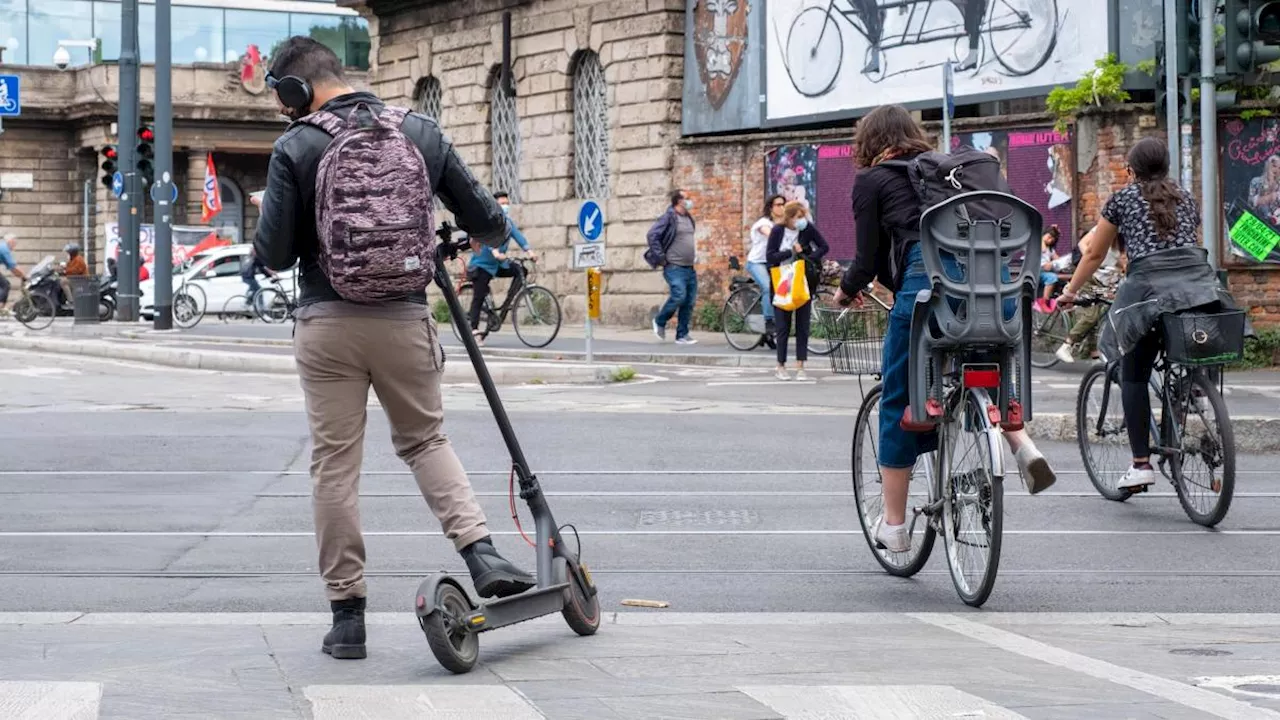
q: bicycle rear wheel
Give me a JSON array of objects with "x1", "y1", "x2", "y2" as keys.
[
  {"x1": 254, "y1": 287, "x2": 291, "y2": 324},
  {"x1": 1030, "y1": 307, "x2": 1068, "y2": 368},
  {"x1": 1076, "y1": 363, "x2": 1133, "y2": 502},
  {"x1": 450, "y1": 284, "x2": 482, "y2": 342},
  {"x1": 14, "y1": 293, "x2": 56, "y2": 330},
  {"x1": 512, "y1": 285, "x2": 561, "y2": 348},
  {"x1": 1169, "y1": 370, "x2": 1235, "y2": 527},
  {"x1": 722, "y1": 286, "x2": 765, "y2": 352},
  {"x1": 940, "y1": 389, "x2": 1003, "y2": 607},
  {"x1": 851, "y1": 384, "x2": 936, "y2": 576}
]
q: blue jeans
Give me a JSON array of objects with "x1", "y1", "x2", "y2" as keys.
[
  {"x1": 1039, "y1": 270, "x2": 1058, "y2": 293},
  {"x1": 879, "y1": 245, "x2": 938, "y2": 469},
  {"x1": 745, "y1": 261, "x2": 773, "y2": 321},
  {"x1": 656, "y1": 265, "x2": 697, "y2": 339}
]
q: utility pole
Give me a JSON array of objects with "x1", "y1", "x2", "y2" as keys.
[
  {"x1": 153, "y1": 0, "x2": 174, "y2": 330},
  {"x1": 116, "y1": 0, "x2": 141, "y2": 320},
  {"x1": 1163, "y1": 0, "x2": 1181, "y2": 180},
  {"x1": 1201, "y1": 0, "x2": 1220, "y2": 270}
]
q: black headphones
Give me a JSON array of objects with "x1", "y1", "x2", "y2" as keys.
[{"x1": 266, "y1": 71, "x2": 313, "y2": 112}]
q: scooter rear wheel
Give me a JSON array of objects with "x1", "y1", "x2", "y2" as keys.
[
  {"x1": 558, "y1": 558, "x2": 600, "y2": 636},
  {"x1": 420, "y1": 582, "x2": 479, "y2": 674}
]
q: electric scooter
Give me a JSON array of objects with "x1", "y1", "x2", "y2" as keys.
[{"x1": 414, "y1": 223, "x2": 601, "y2": 674}]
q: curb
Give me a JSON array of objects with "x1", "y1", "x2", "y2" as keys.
[{"x1": 0, "y1": 334, "x2": 619, "y2": 385}]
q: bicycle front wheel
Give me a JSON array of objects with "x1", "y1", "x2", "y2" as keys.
[
  {"x1": 254, "y1": 287, "x2": 291, "y2": 324},
  {"x1": 851, "y1": 384, "x2": 936, "y2": 576},
  {"x1": 940, "y1": 389, "x2": 1003, "y2": 607},
  {"x1": 14, "y1": 293, "x2": 56, "y2": 330},
  {"x1": 723, "y1": 286, "x2": 765, "y2": 352},
  {"x1": 171, "y1": 292, "x2": 203, "y2": 330},
  {"x1": 512, "y1": 285, "x2": 561, "y2": 348},
  {"x1": 1169, "y1": 370, "x2": 1236, "y2": 527},
  {"x1": 1076, "y1": 363, "x2": 1133, "y2": 502}
]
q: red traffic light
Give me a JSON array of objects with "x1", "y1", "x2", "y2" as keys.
[
  {"x1": 138, "y1": 127, "x2": 154, "y2": 142},
  {"x1": 102, "y1": 145, "x2": 118, "y2": 160}
]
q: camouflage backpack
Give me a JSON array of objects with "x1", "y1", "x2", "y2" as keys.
[{"x1": 300, "y1": 104, "x2": 436, "y2": 303}]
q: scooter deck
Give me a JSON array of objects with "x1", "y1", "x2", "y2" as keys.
[{"x1": 464, "y1": 582, "x2": 571, "y2": 633}]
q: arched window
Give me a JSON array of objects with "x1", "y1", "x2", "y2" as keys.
[
  {"x1": 489, "y1": 67, "x2": 522, "y2": 203},
  {"x1": 414, "y1": 76, "x2": 442, "y2": 120},
  {"x1": 572, "y1": 51, "x2": 609, "y2": 200}
]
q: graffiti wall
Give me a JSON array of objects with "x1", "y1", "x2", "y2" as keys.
[
  {"x1": 1222, "y1": 117, "x2": 1280, "y2": 265},
  {"x1": 953, "y1": 128, "x2": 1075, "y2": 252},
  {"x1": 763, "y1": 0, "x2": 1109, "y2": 123},
  {"x1": 683, "y1": 0, "x2": 763, "y2": 134}
]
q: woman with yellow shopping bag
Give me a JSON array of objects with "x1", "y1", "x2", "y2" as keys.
[{"x1": 767, "y1": 201, "x2": 829, "y2": 381}]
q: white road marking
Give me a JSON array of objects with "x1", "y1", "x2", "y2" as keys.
[
  {"x1": 1, "y1": 529, "x2": 1277, "y2": 538},
  {"x1": 0, "y1": 681, "x2": 101, "y2": 720},
  {"x1": 740, "y1": 685, "x2": 1028, "y2": 719},
  {"x1": 0, "y1": 367, "x2": 83, "y2": 377},
  {"x1": 305, "y1": 685, "x2": 543, "y2": 720},
  {"x1": 1194, "y1": 676, "x2": 1280, "y2": 700},
  {"x1": 706, "y1": 380, "x2": 818, "y2": 386},
  {"x1": 913, "y1": 613, "x2": 1280, "y2": 720},
  {"x1": 249, "y1": 490, "x2": 1280, "y2": 499},
  {"x1": 6, "y1": 468, "x2": 1271, "y2": 477}
]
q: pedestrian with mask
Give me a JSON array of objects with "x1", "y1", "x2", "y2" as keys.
[
  {"x1": 767, "y1": 201, "x2": 829, "y2": 381},
  {"x1": 646, "y1": 189, "x2": 699, "y2": 345}
]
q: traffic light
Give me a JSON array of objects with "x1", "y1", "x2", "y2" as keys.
[
  {"x1": 1226, "y1": 0, "x2": 1280, "y2": 75},
  {"x1": 136, "y1": 124, "x2": 155, "y2": 188},
  {"x1": 99, "y1": 145, "x2": 118, "y2": 188},
  {"x1": 1175, "y1": 0, "x2": 1200, "y2": 77}
]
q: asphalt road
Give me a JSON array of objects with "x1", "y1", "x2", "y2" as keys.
[{"x1": 1, "y1": 348, "x2": 1276, "y2": 617}]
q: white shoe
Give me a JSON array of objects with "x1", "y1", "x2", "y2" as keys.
[
  {"x1": 652, "y1": 319, "x2": 666, "y2": 341},
  {"x1": 1054, "y1": 343, "x2": 1075, "y2": 364},
  {"x1": 675, "y1": 336, "x2": 697, "y2": 345},
  {"x1": 775, "y1": 368, "x2": 791, "y2": 381},
  {"x1": 872, "y1": 517, "x2": 911, "y2": 553},
  {"x1": 795, "y1": 369, "x2": 810, "y2": 381},
  {"x1": 1014, "y1": 442, "x2": 1057, "y2": 495},
  {"x1": 1118, "y1": 465, "x2": 1156, "y2": 491}
]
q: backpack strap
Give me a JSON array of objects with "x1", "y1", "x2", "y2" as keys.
[
  {"x1": 297, "y1": 110, "x2": 346, "y2": 136},
  {"x1": 378, "y1": 105, "x2": 411, "y2": 128}
]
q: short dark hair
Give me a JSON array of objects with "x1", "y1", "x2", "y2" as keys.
[
  {"x1": 268, "y1": 36, "x2": 345, "y2": 86},
  {"x1": 493, "y1": 191, "x2": 509, "y2": 200},
  {"x1": 670, "y1": 189, "x2": 685, "y2": 207},
  {"x1": 763, "y1": 194, "x2": 785, "y2": 218}
]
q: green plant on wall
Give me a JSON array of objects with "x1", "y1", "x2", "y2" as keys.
[
  {"x1": 1135, "y1": 58, "x2": 1157, "y2": 76},
  {"x1": 1046, "y1": 54, "x2": 1131, "y2": 133}
]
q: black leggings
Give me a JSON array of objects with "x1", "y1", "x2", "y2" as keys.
[
  {"x1": 1121, "y1": 331, "x2": 1162, "y2": 460},
  {"x1": 775, "y1": 301, "x2": 811, "y2": 365},
  {"x1": 468, "y1": 265, "x2": 519, "y2": 329}
]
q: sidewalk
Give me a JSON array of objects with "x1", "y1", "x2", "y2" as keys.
[{"x1": 2, "y1": 611, "x2": 1280, "y2": 719}]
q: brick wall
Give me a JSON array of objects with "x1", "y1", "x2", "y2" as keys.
[{"x1": 0, "y1": 125, "x2": 91, "y2": 266}]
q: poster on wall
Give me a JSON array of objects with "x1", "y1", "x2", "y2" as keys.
[
  {"x1": 953, "y1": 127, "x2": 1074, "y2": 251},
  {"x1": 766, "y1": 145, "x2": 819, "y2": 217},
  {"x1": 103, "y1": 223, "x2": 230, "y2": 275},
  {"x1": 1222, "y1": 117, "x2": 1280, "y2": 265},
  {"x1": 764, "y1": 0, "x2": 1107, "y2": 124},
  {"x1": 683, "y1": 0, "x2": 763, "y2": 134}
]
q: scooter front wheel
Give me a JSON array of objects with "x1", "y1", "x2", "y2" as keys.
[
  {"x1": 420, "y1": 582, "x2": 479, "y2": 674},
  {"x1": 557, "y1": 557, "x2": 600, "y2": 636}
]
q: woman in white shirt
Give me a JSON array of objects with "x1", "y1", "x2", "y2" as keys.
[{"x1": 748, "y1": 194, "x2": 786, "y2": 332}]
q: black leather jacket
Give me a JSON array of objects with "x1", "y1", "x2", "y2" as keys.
[{"x1": 253, "y1": 91, "x2": 508, "y2": 307}]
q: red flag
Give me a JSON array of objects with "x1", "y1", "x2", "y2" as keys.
[{"x1": 201, "y1": 153, "x2": 222, "y2": 223}]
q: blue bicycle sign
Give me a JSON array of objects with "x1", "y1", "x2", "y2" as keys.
[{"x1": 0, "y1": 75, "x2": 21, "y2": 116}]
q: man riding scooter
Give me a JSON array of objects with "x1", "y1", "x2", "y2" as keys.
[{"x1": 57, "y1": 243, "x2": 89, "y2": 310}]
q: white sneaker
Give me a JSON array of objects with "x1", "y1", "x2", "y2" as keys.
[
  {"x1": 775, "y1": 368, "x2": 791, "y2": 381},
  {"x1": 1014, "y1": 443, "x2": 1057, "y2": 495},
  {"x1": 675, "y1": 336, "x2": 697, "y2": 345},
  {"x1": 1054, "y1": 342, "x2": 1075, "y2": 364},
  {"x1": 652, "y1": 319, "x2": 666, "y2": 341},
  {"x1": 1118, "y1": 465, "x2": 1156, "y2": 491},
  {"x1": 872, "y1": 517, "x2": 911, "y2": 553},
  {"x1": 795, "y1": 369, "x2": 810, "y2": 382}
]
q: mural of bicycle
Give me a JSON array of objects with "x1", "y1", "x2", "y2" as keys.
[{"x1": 780, "y1": 0, "x2": 1060, "y2": 98}]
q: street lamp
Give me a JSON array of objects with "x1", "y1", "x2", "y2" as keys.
[{"x1": 53, "y1": 39, "x2": 102, "y2": 70}]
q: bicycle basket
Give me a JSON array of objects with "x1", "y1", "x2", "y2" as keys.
[
  {"x1": 1160, "y1": 310, "x2": 1246, "y2": 366},
  {"x1": 815, "y1": 305, "x2": 888, "y2": 375}
]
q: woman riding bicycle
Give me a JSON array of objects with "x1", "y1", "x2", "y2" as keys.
[
  {"x1": 748, "y1": 195, "x2": 786, "y2": 336},
  {"x1": 833, "y1": 104, "x2": 1057, "y2": 553},
  {"x1": 1060, "y1": 136, "x2": 1242, "y2": 492}
]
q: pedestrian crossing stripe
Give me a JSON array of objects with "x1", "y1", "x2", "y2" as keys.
[{"x1": 2, "y1": 682, "x2": 1034, "y2": 719}]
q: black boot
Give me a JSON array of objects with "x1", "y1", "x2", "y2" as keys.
[
  {"x1": 461, "y1": 537, "x2": 535, "y2": 599},
  {"x1": 322, "y1": 597, "x2": 367, "y2": 659}
]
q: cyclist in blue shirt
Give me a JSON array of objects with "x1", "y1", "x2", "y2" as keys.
[
  {"x1": 467, "y1": 192, "x2": 536, "y2": 343},
  {"x1": 0, "y1": 233, "x2": 28, "y2": 316}
]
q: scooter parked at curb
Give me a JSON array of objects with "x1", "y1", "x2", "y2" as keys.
[{"x1": 414, "y1": 223, "x2": 601, "y2": 674}]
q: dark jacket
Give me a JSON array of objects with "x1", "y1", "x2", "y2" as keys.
[
  {"x1": 1099, "y1": 246, "x2": 1245, "y2": 360},
  {"x1": 645, "y1": 207, "x2": 694, "y2": 268},
  {"x1": 254, "y1": 91, "x2": 507, "y2": 307},
  {"x1": 767, "y1": 223, "x2": 829, "y2": 295},
  {"x1": 840, "y1": 157, "x2": 923, "y2": 295}
]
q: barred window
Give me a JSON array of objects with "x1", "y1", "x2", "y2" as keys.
[
  {"x1": 572, "y1": 51, "x2": 609, "y2": 199},
  {"x1": 490, "y1": 70, "x2": 522, "y2": 203},
  {"x1": 414, "y1": 76, "x2": 442, "y2": 120}
]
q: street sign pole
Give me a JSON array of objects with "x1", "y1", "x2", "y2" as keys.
[
  {"x1": 941, "y1": 61, "x2": 953, "y2": 151},
  {"x1": 1199, "y1": 0, "x2": 1220, "y2": 270},
  {"x1": 153, "y1": 0, "x2": 174, "y2": 330},
  {"x1": 576, "y1": 200, "x2": 605, "y2": 364},
  {"x1": 116, "y1": 0, "x2": 141, "y2": 320}
]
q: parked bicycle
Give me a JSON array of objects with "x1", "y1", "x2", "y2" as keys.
[
  {"x1": 450, "y1": 257, "x2": 562, "y2": 349},
  {"x1": 722, "y1": 255, "x2": 843, "y2": 356},
  {"x1": 172, "y1": 280, "x2": 207, "y2": 330},
  {"x1": 1076, "y1": 312, "x2": 1242, "y2": 527}
]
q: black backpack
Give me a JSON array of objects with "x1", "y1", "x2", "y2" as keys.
[{"x1": 884, "y1": 146, "x2": 1012, "y2": 221}]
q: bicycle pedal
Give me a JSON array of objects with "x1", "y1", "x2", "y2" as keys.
[{"x1": 1128, "y1": 484, "x2": 1151, "y2": 494}]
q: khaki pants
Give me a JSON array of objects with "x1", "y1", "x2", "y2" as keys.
[{"x1": 295, "y1": 315, "x2": 488, "y2": 601}]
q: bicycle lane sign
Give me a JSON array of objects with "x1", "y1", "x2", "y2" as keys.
[{"x1": 0, "y1": 75, "x2": 20, "y2": 116}]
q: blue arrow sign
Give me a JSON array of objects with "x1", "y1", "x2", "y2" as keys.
[
  {"x1": 111, "y1": 172, "x2": 124, "y2": 199},
  {"x1": 577, "y1": 200, "x2": 604, "y2": 242},
  {"x1": 0, "y1": 75, "x2": 20, "y2": 117},
  {"x1": 150, "y1": 182, "x2": 178, "y2": 204}
]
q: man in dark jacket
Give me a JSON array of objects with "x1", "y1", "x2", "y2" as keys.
[
  {"x1": 253, "y1": 36, "x2": 533, "y2": 661},
  {"x1": 646, "y1": 189, "x2": 699, "y2": 344}
]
